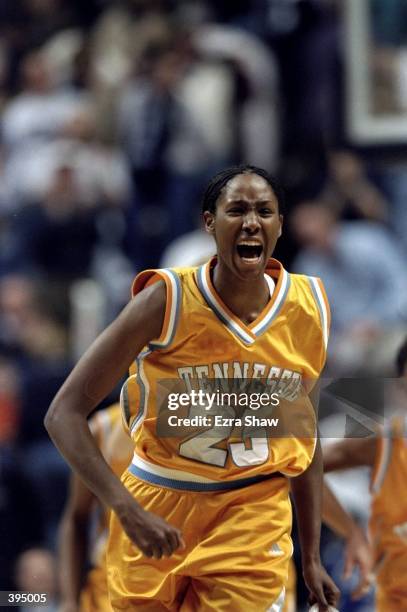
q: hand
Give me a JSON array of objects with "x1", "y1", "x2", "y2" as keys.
[
  {"x1": 117, "y1": 497, "x2": 185, "y2": 559},
  {"x1": 303, "y1": 559, "x2": 340, "y2": 612},
  {"x1": 343, "y1": 524, "x2": 374, "y2": 600}
]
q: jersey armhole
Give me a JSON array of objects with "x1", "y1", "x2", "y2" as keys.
[
  {"x1": 132, "y1": 268, "x2": 182, "y2": 349},
  {"x1": 307, "y1": 276, "x2": 331, "y2": 369},
  {"x1": 120, "y1": 372, "x2": 138, "y2": 433}
]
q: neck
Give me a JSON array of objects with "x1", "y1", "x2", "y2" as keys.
[{"x1": 212, "y1": 262, "x2": 270, "y2": 324}]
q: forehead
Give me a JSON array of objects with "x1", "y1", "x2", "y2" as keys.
[{"x1": 222, "y1": 173, "x2": 276, "y2": 202}]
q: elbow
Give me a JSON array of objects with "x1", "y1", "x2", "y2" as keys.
[{"x1": 44, "y1": 398, "x2": 62, "y2": 439}]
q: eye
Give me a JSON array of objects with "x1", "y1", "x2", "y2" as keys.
[
  {"x1": 259, "y1": 207, "x2": 274, "y2": 216},
  {"x1": 227, "y1": 205, "x2": 245, "y2": 215}
]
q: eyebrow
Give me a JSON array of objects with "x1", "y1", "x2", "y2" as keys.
[{"x1": 227, "y1": 198, "x2": 276, "y2": 205}]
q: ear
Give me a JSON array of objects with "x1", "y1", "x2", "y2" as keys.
[
  {"x1": 203, "y1": 211, "x2": 216, "y2": 234},
  {"x1": 278, "y1": 214, "x2": 283, "y2": 238}
]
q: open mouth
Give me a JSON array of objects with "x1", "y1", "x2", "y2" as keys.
[{"x1": 236, "y1": 243, "x2": 263, "y2": 260}]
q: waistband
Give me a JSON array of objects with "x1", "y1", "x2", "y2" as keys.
[{"x1": 128, "y1": 455, "x2": 284, "y2": 492}]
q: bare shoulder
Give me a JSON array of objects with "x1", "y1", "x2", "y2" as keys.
[
  {"x1": 46, "y1": 280, "x2": 168, "y2": 417},
  {"x1": 123, "y1": 279, "x2": 167, "y2": 338}
]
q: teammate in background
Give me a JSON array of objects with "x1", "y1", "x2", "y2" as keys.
[
  {"x1": 45, "y1": 165, "x2": 339, "y2": 611},
  {"x1": 323, "y1": 337, "x2": 407, "y2": 612},
  {"x1": 58, "y1": 405, "x2": 133, "y2": 612},
  {"x1": 283, "y1": 482, "x2": 372, "y2": 612}
]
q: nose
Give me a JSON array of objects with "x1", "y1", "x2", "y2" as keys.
[{"x1": 242, "y1": 210, "x2": 260, "y2": 233}]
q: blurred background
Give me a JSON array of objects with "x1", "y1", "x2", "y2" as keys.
[{"x1": 0, "y1": 0, "x2": 406, "y2": 610}]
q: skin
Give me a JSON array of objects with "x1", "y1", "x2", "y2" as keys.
[
  {"x1": 324, "y1": 437, "x2": 377, "y2": 473},
  {"x1": 45, "y1": 171, "x2": 339, "y2": 609},
  {"x1": 322, "y1": 482, "x2": 372, "y2": 600}
]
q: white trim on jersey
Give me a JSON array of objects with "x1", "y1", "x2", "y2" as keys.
[
  {"x1": 266, "y1": 587, "x2": 286, "y2": 612},
  {"x1": 131, "y1": 452, "x2": 221, "y2": 483},
  {"x1": 308, "y1": 276, "x2": 329, "y2": 349}
]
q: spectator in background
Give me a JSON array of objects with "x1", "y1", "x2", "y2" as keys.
[
  {"x1": 0, "y1": 0, "x2": 100, "y2": 97},
  {"x1": 0, "y1": 275, "x2": 71, "y2": 546},
  {"x1": 7, "y1": 106, "x2": 131, "y2": 211},
  {"x1": 291, "y1": 201, "x2": 407, "y2": 374},
  {"x1": 117, "y1": 36, "x2": 223, "y2": 268},
  {"x1": 321, "y1": 150, "x2": 389, "y2": 223},
  {"x1": 117, "y1": 39, "x2": 189, "y2": 268},
  {"x1": 1, "y1": 49, "x2": 86, "y2": 210},
  {"x1": 13, "y1": 165, "x2": 98, "y2": 281},
  {"x1": 118, "y1": 23, "x2": 280, "y2": 270},
  {"x1": 2, "y1": 49, "x2": 84, "y2": 152},
  {"x1": 193, "y1": 22, "x2": 280, "y2": 172},
  {"x1": 0, "y1": 275, "x2": 67, "y2": 362}
]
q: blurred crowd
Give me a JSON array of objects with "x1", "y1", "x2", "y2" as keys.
[{"x1": 0, "y1": 0, "x2": 406, "y2": 610}]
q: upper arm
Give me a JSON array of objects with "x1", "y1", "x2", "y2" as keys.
[
  {"x1": 323, "y1": 437, "x2": 377, "y2": 472},
  {"x1": 48, "y1": 281, "x2": 166, "y2": 419}
]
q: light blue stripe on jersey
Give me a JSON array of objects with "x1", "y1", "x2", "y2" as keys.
[
  {"x1": 149, "y1": 269, "x2": 182, "y2": 349},
  {"x1": 128, "y1": 463, "x2": 282, "y2": 491}
]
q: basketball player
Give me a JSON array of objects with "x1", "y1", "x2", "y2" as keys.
[
  {"x1": 45, "y1": 165, "x2": 339, "y2": 611},
  {"x1": 58, "y1": 416, "x2": 357, "y2": 612},
  {"x1": 58, "y1": 404, "x2": 132, "y2": 612},
  {"x1": 323, "y1": 337, "x2": 407, "y2": 611}
]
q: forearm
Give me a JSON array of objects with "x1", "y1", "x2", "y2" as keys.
[
  {"x1": 323, "y1": 437, "x2": 377, "y2": 472},
  {"x1": 322, "y1": 482, "x2": 357, "y2": 539},
  {"x1": 291, "y1": 439, "x2": 323, "y2": 564},
  {"x1": 45, "y1": 407, "x2": 134, "y2": 514},
  {"x1": 58, "y1": 514, "x2": 88, "y2": 606}
]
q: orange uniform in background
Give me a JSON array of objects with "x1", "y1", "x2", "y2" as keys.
[
  {"x1": 107, "y1": 257, "x2": 330, "y2": 611},
  {"x1": 282, "y1": 560, "x2": 297, "y2": 612},
  {"x1": 370, "y1": 416, "x2": 407, "y2": 612},
  {"x1": 79, "y1": 405, "x2": 131, "y2": 612}
]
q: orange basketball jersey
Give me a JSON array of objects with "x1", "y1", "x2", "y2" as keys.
[
  {"x1": 121, "y1": 257, "x2": 330, "y2": 491},
  {"x1": 370, "y1": 416, "x2": 407, "y2": 610}
]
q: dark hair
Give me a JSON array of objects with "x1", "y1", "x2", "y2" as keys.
[
  {"x1": 201, "y1": 165, "x2": 285, "y2": 215},
  {"x1": 396, "y1": 337, "x2": 407, "y2": 376}
]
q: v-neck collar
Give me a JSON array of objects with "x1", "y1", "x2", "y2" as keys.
[{"x1": 196, "y1": 257, "x2": 291, "y2": 345}]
